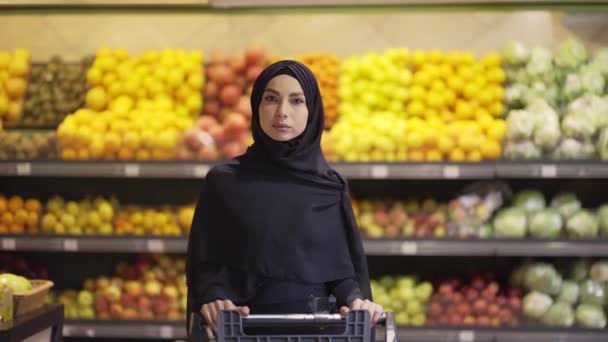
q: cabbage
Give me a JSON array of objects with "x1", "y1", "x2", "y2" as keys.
[
  {"x1": 599, "y1": 205, "x2": 608, "y2": 236},
  {"x1": 529, "y1": 209, "x2": 563, "y2": 238},
  {"x1": 505, "y1": 83, "x2": 528, "y2": 108},
  {"x1": 566, "y1": 210, "x2": 599, "y2": 238},
  {"x1": 503, "y1": 41, "x2": 530, "y2": 66},
  {"x1": 558, "y1": 280, "x2": 580, "y2": 304},
  {"x1": 551, "y1": 193, "x2": 582, "y2": 219},
  {"x1": 541, "y1": 302, "x2": 575, "y2": 327},
  {"x1": 579, "y1": 279, "x2": 606, "y2": 306},
  {"x1": 524, "y1": 263, "x2": 563, "y2": 295},
  {"x1": 575, "y1": 304, "x2": 607, "y2": 328},
  {"x1": 561, "y1": 113, "x2": 597, "y2": 139},
  {"x1": 513, "y1": 190, "x2": 546, "y2": 213},
  {"x1": 589, "y1": 260, "x2": 608, "y2": 283},
  {"x1": 570, "y1": 259, "x2": 591, "y2": 282},
  {"x1": 527, "y1": 47, "x2": 553, "y2": 78},
  {"x1": 523, "y1": 291, "x2": 553, "y2": 319},
  {"x1": 503, "y1": 141, "x2": 542, "y2": 160},
  {"x1": 506, "y1": 109, "x2": 536, "y2": 140},
  {"x1": 555, "y1": 38, "x2": 588, "y2": 69},
  {"x1": 511, "y1": 262, "x2": 533, "y2": 288},
  {"x1": 494, "y1": 207, "x2": 527, "y2": 238},
  {"x1": 553, "y1": 138, "x2": 595, "y2": 160}
]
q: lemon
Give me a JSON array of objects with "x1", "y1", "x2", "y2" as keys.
[
  {"x1": 455, "y1": 101, "x2": 474, "y2": 120},
  {"x1": 487, "y1": 67, "x2": 506, "y2": 83},
  {"x1": 426, "y1": 149, "x2": 443, "y2": 161},
  {"x1": 476, "y1": 108, "x2": 494, "y2": 131},
  {"x1": 481, "y1": 52, "x2": 502, "y2": 68},
  {"x1": 460, "y1": 51, "x2": 476, "y2": 65},
  {"x1": 481, "y1": 139, "x2": 501, "y2": 159},
  {"x1": 409, "y1": 85, "x2": 426, "y2": 102},
  {"x1": 413, "y1": 71, "x2": 432, "y2": 87},
  {"x1": 437, "y1": 136, "x2": 455, "y2": 154},
  {"x1": 463, "y1": 83, "x2": 479, "y2": 100},
  {"x1": 86, "y1": 87, "x2": 108, "y2": 111},
  {"x1": 489, "y1": 85, "x2": 505, "y2": 102},
  {"x1": 408, "y1": 149, "x2": 425, "y2": 161},
  {"x1": 87, "y1": 67, "x2": 103, "y2": 86},
  {"x1": 476, "y1": 89, "x2": 494, "y2": 106},
  {"x1": 449, "y1": 148, "x2": 466, "y2": 161},
  {"x1": 428, "y1": 49, "x2": 444, "y2": 64},
  {"x1": 407, "y1": 100, "x2": 425, "y2": 117},
  {"x1": 406, "y1": 131, "x2": 424, "y2": 149},
  {"x1": 467, "y1": 149, "x2": 483, "y2": 162},
  {"x1": 487, "y1": 120, "x2": 507, "y2": 141},
  {"x1": 411, "y1": 50, "x2": 426, "y2": 68},
  {"x1": 447, "y1": 76, "x2": 465, "y2": 94},
  {"x1": 426, "y1": 92, "x2": 444, "y2": 109},
  {"x1": 489, "y1": 102, "x2": 505, "y2": 117}
]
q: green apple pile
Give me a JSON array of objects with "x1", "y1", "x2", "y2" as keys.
[{"x1": 371, "y1": 275, "x2": 433, "y2": 326}]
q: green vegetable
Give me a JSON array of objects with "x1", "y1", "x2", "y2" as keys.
[
  {"x1": 503, "y1": 141, "x2": 542, "y2": 160},
  {"x1": 566, "y1": 210, "x2": 599, "y2": 238},
  {"x1": 494, "y1": 207, "x2": 527, "y2": 238},
  {"x1": 524, "y1": 263, "x2": 563, "y2": 295},
  {"x1": 589, "y1": 260, "x2": 608, "y2": 283},
  {"x1": 523, "y1": 291, "x2": 553, "y2": 319},
  {"x1": 555, "y1": 38, "x2": 588, "y2": 69},
  {"x1": 579, "y1": 279, "x2": 606, "y2": 306},
  {"x1": 503, "y1": 41, "x2": 530, "y2": 66},
  {"x1": 575, "y1": 303, "x2": 606, "y2": 328},
  {"x1": 598, "y1": 206, "x2": 608, "y2": 236},
  {"x1": 558, "y1": 280, "x2": 580, "y2": 304},
  {"x1": 529, "y1": 209, "x2": 563, "y2": 238},
  {"x1": 551, "y1": 193, "x2": 582, "y2": 219},
  {"x1": 513, "y1": 190, "x2": 546, "y2": 213},
  {"x1": 541, "y1": 302, "x2": 575, "y2": 327}
]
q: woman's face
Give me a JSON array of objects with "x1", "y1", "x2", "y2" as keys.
[{"x1": 259, "y1": 74, "x2": 309, "y2": 142}]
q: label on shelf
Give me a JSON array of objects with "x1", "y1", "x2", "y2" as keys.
[
  {"x1": 193, "y1": 165, "x2": 210, "y2": 178},
  {"x1": 443, "y1": 165, "x2": 460, "y2": 179},
  {"x1": 370, "y1": 165, "x2": 389, "y2": 179},
  {"x1": 147, "y1": 239, "x2": 165, "y2": 253},
  {"x1": 16, "y1": 162, "x2": 32, "y2": 176},
  {"x1": 458, "y1": 330, "x2": 475, "y2": 342},
  {"x1": 63, "y1": 239, "x2": 79, "y2": 252},
  {"x1": 160, "y1": 325, "x2": 174, "y2": 339},
  {"x1": 124, "y1": 164, "x2": 140, "y2": 177},
  {"x1": 85, "y1": 328, "x2": 96, "y2": 337},
  {"x1": 1, "y1": 238, "x2": 16, "y2": 251},
  {"x1": 400, "y1": 242, "x2": 418, "y2": 255},
  {"x1": 541, "y1": 164, "x2": 557, "y2": 178}
]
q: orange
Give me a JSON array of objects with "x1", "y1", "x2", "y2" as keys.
[
  {"x1": 8, "y1": 196, "x2": 23, "y2": 212},
  {"x1": 24, "y1": 199, "x2": 41, "y2": 212}
]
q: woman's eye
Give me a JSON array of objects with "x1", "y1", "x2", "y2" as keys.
[
  {"x1": 291, "y1": 98, "x2": 305, "y2": 105},
  {"x1": 264, "y1": 95, "x2": 277, "y2": 102}
]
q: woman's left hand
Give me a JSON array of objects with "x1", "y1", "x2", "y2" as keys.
[{"x1": 340, "y1": 298, "x2": 384, "y2": 324}]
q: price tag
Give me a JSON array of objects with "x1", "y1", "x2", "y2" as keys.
[
  {"x1": 85, "y1": 328, "x2": 96, "y2": 337},
  {"x1": 541, "y1": 164, "x2": 557, "y2": 178},
  {"x1": 400, "y1": 242, "x2": 418, "y2": 255},
  {"x1": 63, "y1": 239, "x2": 79, "y2": 252},
  {"x1": 147, "y1": 239, "x2": 165, "y2": 253},
  {"x1": 159, "y1": 325, "x2": 174, "y2": 339},
  {"x1": 124, "y1": 164, "x2": 140, "y2": 177},
  {"x1": 16, "y1": 162, "x2": 32, "y2": 176},
  {"x1": 443, "y1": 165, "x2": 460, "y2": 179},
  {"x1": 1, "y1": 238, "x2": 16, "y2": 251},
  {"x1": 458, "y1": 330, "x2": 475, "y2": 342},
  {"x1": 193, "y1": 165, "x2": 210, "y2": 178},
  {"x1": 370, "y1": 165, "x2": 388, "y2": 179}
]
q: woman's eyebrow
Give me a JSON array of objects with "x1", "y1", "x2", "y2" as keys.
[{"x1": 264, "y1": 88, "x2": 304, "y2": 97}]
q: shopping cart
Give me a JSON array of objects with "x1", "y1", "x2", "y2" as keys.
[{"x1": 189, "y1": 310, "x2": 396, "y2": 342}]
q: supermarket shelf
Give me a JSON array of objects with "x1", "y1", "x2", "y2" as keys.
[
  {"x1": 3, "y1": 235, "x2": 607, "y2": 256},
  {"x1": 0, "y1": 235, "x2": 187, "y2": 253},
  {"x1": 61, "y1": 320, "x2": 608, "y2": 341},
  {"x1": 63, "y1": 320, "x2": 186, "y2": 339},
  {"x1": 494, "y1": 161, "x2": 608, "y2": 178},
  {"x1": 211, "y1": 0, "x2": 608, "y2": 8}
]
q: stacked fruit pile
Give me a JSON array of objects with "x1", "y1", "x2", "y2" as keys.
[
  {"x1": 114, "y1": 205, "x2": 191, "y2": 236},
  {"x1": 371, "y1": 276, "x2": 433, "y2": 326},
  {"x1": 50, "y1": 255, "x2": 187, "y2": 320},
  {"x1": 502, "y1": 40, "x2": 608, "y2": 160},
  {"x1": 21, "y1": 56, "x2": 92, "y2": 127},
  {"x1": 295, "y1": 53, "x2": 341, "y2": 128},
  {"x1": 0, "y1": 49, "x2": 31, "y2": 128},
  {"x1": 41, "y1": 196, "x2": 116, "y2": 235},
  {"x1": 0, "y1": 131, "x2": 58, "y2": 159},
  {"x1": 428, "y1": 274, "x2": 522, "y2": 326},
  {"x1": 0, "y1": 253, "x2": 49, "y2": 280},
  {"x1": 0, "y1": 195, "x2": 41, "y2": 234},
  {"x1": 57, "y1": 48, "x2": 203, "y2": 160},
  {"x1": 175, "y1": 45, "x2": 265, "y2": 160},
  {"x1": 512, "y1": 260, "x2": 607, "y2": 328},
  {"x1": 354, "y1": 198, "x2": 448, "y2": 238}
]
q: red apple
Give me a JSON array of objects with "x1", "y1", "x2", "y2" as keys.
[
  {"x1": 229, "y1": 55, "x2": 247, "y2": 73},
  {"x1": 203, "y1": 100, "x2": 220, "y2": 117},
  {"x1": 488, "y1": 303, "x2": 500, "y2": 315},
  {"x1": 486, "y1": 281, "x2": 499, "y2": 294},
  {"x1": 121, "y1": 293, "x2": 136, "y2": 308},
  {"x1": 94, "y1": 296, "x2": 109, "y2": 313},
  {"x1": 168, "y1": 309, "x2": 182, "y2": 321},
  {"x1": 456, "y1": 302, "x2": 471, "y2": 316},
  {"x1": 208, "y1": 125, "x2": 226, "y2": 146},
  {"x1": 198, "y1": 145, "x2": 220, "y2": 161},
  {"x1": 497, "y1": 295, "x2": 507, "y2": 307},
  {"x1": 210, "y1": 49, "x2": 227, "y2": 65},
  {"x1": 234, "y1": 76, "x2": 247, "y2": 89},
  {"x1": 429, "y1": 302, "x2": 442, "y2": 318},
  {"x1": 122, "y1": 308, "x2": 138, "y2": 320},
  {"x1": 197, "y1": 115, "x2": 219, "y2": 131},
  {"x1": 246, "y1": 65, "x2": 264, "y2": 82},
  {"x1": 221, "y1": 141, "x2": 245, "y2": 159},
  {"x1": 245, "y1": 44, "x2": 266, "y2": 66},
  {"x1": 508, "y1": 297, "x2": 521, "y2": 311},
  {"x1": 448, "y1": 314, "x2": 461, "y2": 326},
  {"x1": 465, "y1": 288, "x2": 478, "y2": 302},
  {"x1": 235, "y1": 96, "x2": 252, "y2": 118},
  {"x1": 498, "y1": 309, "x2": 512, "y2": 323},
  {"x1": 110, "y1": 303, "x2": 124, "y2": 318},
  {"x1": 473, "y1": 299, "x2": 487, "y2": 315},
  {"x1": 138, "y1": 296, "x2": 152, "y2": 312},
  {"x1": 224, "y1": 113, "x2": 249, "y2": 137},
  {"x1": 453, "y1": 293, "x2": 464, "y2": 304},
  {"x1": 220, "y1": 84, "x2": 242, "y2": 106},
  {"x1": 438, "y1": 316, "x2": 449, "y2": 325},
  {"x1": 476, "y1": 316, "x2": 491, "y2": 326},
  {"x1": 439, "y1": 283, "x2": 453, "y2": 297},
  {"x1": 509, "y1": 288, "x2": 522, "y2": 298},
  {"x1": 204, "y1": 81, "x2": 219, "y2": 99}
]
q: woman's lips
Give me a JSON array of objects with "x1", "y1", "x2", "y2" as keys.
[{"x1": 272, "y1": 123, "x2": 292, "y2": 132}]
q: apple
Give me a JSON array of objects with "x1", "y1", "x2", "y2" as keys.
[
  {"x1": 448, "y1": 314, "x2": 461, "y2": 325},
  {"x1": 224, "y1": 113, "x2": 249, "y2": 137},
  {"x1": 110, "y1": 303, "x2": 124, "y2": 318},
  {"x1": 488, "y1": 303, "x2": 500, "y2": 315},
  {"x1": 473, "y1": 299, "x2": 487, "y2": 315},
  {"x1": 246, "y1": 65, "x2": 264, "y2": 82},
  {"x1": 229, "y1": 55, "x2": 247, "y2": 73},
  {"x1": 96, "y1": 276, "x2": 110, "y2": 289},
  {"x1": 465, "y1": 288, "x2": 479, "y2": 302},
  {"x1": 122, "y1": 308, "x2": 138, "y2": 320},
  {"x1": 138, "y1": 296, "x2": 152, "y2": 312},
  {"x1": 429, "y1": 302, "x2": 442, "y2": 318},
  {"x1": 104, "y1": 284, "x2": 122, "y2": 302},
  {"x1": 245, "y1": 44, "x2": 266, "y2": 66},
  {"x1": 456, "y1": 302, "x2": 470, "y2": 316},
  {"x1": 162, "y1": 285, "x2": 179, "y2": 300},
  {"x1": 94, "y1": 296, "x2": 109, "y2": 314},
  {"x1": 144, "y1": 280, "x2": 162, "y2": 296},
  {"x1": 220, "y1": 84, "x2": 241, "y2": 106},
  {"x1": 508, "y1": 297, "x2": 521, "y2": 311},
  {"x1": 471, "y1": 275, "x2": 485, "y2": 291},
  {"x1": 84, "y1": 278, "x2": 96, "y2": 292},
  {"x1": 208, "y1": 125, "x2": 226, "y2": 146},
  {"x1": 210, "y1": 49, "x2": 226, "y2": 65},
  {"x1": 204, "y1": 81, "x2": 219, "y2": 98},
  {"x1": 463, "y1": 315, "x2": 475, "y2": 326},
  {"x1": 198, "y1": 145, "x2": 220, "y2": 161},
  {"x1": 476, "y1": 316, "x2": 491, "y2": 326},
  {"x1": 121, "y1": 293, "x2": 137, "y2": 308},
  {"x1": 203, "y1": 100, "x2": 220, "y2": 117}
]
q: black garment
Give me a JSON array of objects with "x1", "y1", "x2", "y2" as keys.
[{"x1": 186, "y1": 60, "x2": 371, "y2": 328}]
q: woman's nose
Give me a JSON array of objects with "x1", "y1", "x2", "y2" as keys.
[{"x1": 276, "y1": 100, "x2": 289, "y2": 118}]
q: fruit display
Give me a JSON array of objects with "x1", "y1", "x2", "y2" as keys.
[
  {"x1": 371, "y1": 276, "x2": 433, "y2": 326},
  {"x1": 0, "y1": 194, "x2": 41, "y2": 234},
  {"x1": 0, "y1": 272, "x2": 33, "y2": 292},
  {"x1": 327, "y1": 48, "x2": 507, "y2": 161},
  {"x1": 0, "y1": 131, "x2": 58, "y2": 160},
  {"x1": 0, "y1": 254, "x2": 49, "y2": 280},
  {"x1": 49, "y1": 254, "x2": 187, "y2": 320},
  {"x1": 0, "y1": 49, "x2": 31, "y2": 128},
  {"x1": 492, "y1": 190, "x2": 608, "y2": 239},
  {"x1": 353, "y1": 198, "x2": 449, "y2": 238},
  {"x1": 41, "y1": 195, "x2": 117, "y2": 235},
  {"x1": 511, "y1": 259, "x2": 608, "y2": 328},
  {"x1": 21, "y1": 56, "x2": 92, "y2": 128},
  {"x1": 502, "y1": 40, "x2": 608, "y2": 160},
  {"x1": 295, "y1": 53, "x2": 341, "y2": 128},
  {"x1": 114, "y1": 205, "x2": 190, "y2": 236},
  {"x1": 428, "y1": 274, "x2": 522, "y2": 327}
]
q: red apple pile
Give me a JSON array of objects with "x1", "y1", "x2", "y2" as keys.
[
  {"x1": 354, "y1": 198, "x2": 448, "y2": 238},
  {"x1": 428, "y1": 274, "x2": 522, "y2": 327},
  {"x1": 51, "y1": 254, "x2": 187, "y2": 321}
]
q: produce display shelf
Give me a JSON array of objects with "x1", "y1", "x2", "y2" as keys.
[
  {"x1": 3, "y1": 235, "x2": 607, "y2": 256},
  {"x1": 61, "y1": 320, "x2": 608, "y2": 341},
  {"x1": 4, "y1": 160, "x2": 608, "y2": 179}
]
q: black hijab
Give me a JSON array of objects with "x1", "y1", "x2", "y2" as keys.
[{"x1": 187, "y1": 60, "x2": 371, "y2": 315}]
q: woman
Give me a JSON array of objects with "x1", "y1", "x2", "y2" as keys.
[{"x1": 186, "y1": 60, "x2": 383, "y2": 334}]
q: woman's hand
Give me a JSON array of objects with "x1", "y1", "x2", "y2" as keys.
[
  {"x1": 201, "y1": 299, "x2": 250, "y2": 331},
  {"x1": 340, "y1": 298, "x2": 384, "y2": 325}
]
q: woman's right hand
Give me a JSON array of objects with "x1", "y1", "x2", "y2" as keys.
[{"x1": 201, "y1": 299, "x2": 250, "y2": 331}]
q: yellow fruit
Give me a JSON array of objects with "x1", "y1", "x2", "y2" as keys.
[
  {"x1": 489, "y1": 102, "x2": 505, "y2": 117},
  {"x1": 447, "y1": 76, "x2": 465, "y2": 94},
  {"x1": 487, "y1": 67, "x2": 506, "y2": 83},
  {"x1": 61, "y1": 148, "x2": 77, "y2": 160},
  {"x1": 86, "y1": 87, "x2": 108, "y2": 111},
  {"x1": 8, "y1": 58, "x2": 30, "y2": 77},
  {"x1": 118, "y1": 147, "x2": 135, "y2": 160},
  {"x1": 5, "y1": 78, "x2": 27, "y2": 99},
  {"x1": 87, "y1": 67, "x2": 103, "y2": 85},
  {"x1": 457, "y1": 66, "x2": 474, "y2": 81},
  {"x1": 487, "y1": 120, "x2": 507, "y2": 141},
  {"x1": 187, "y1": 72, "x2": 204, "y2": 89},
  {"x1": 428, "y1": 49, "x2": 444, "y2": 64},
  {"x1": 77, "y1": 149, "x2": 90, "y2": 160},
  {"x1": 1, "y1": 212, "x2": 14, "y2": 225},
  {"x1": 426, "y1": 149, "x2": 443, "y2": 161},
  {"x1": 7, "y1": 196, "x2": 23, "y2": 212},
  {"x1": 411, "y1": 50, "x2": 426, "y2": 68},
  {"x1": 467, "y1": 149, "x2": 483, "y2": 161},
  {"x1": 135, "y1": 149, "x2": 152, "y2": 160},
  {"x1": 14, "y1": 209, "x2": 28, "y2": 225},
  {"x1": 458, "y1": 134, "x2": 480, "y2": 152},
  {"x1": 0, "y1": 52, "x2": 10, "y2": 69},
  {"x1": 0, "y1": 196, "x2": 6, "y2": 212},
  {"x1": 449, "y1": 148, "x2": 466, "y2": 161},
  {"x1": 481, "y1": 139, "x2": 502, "y2": 159},
  {"x1": 0, "y1": 93, "x2": 8, "y2": 114},
  {"x1": 463, "y1": 83, "x2": 479, "y2": 100},
  {"x1": 481, "y1": 52, "x2": 502, "y2": 68},
  {"x1": 437, "y1": 136, "x2": 455, "y2": 154},
  {"x1": 408, "y1": 149, "x2": 425, "y2": 161},
  {"x1": 406, "y1": 131, "x2": 424, "y2": 149},
  {"x1": 409, "y1": 85, "x2": 426, "y2": 102},
  {"x1": 460, "y1": 51, "x2": 476, "y2": 65},
  {"x1": 455, "y1": 101, "x2": 474, "y2": 120},
  {"x1": 407, "y1": 100, "x2": 425, "y2": 117}
]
